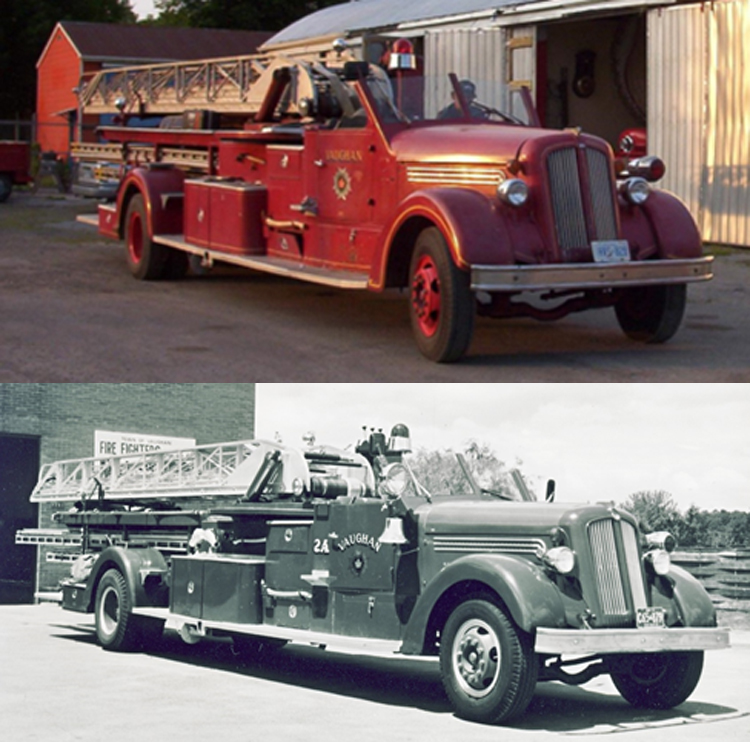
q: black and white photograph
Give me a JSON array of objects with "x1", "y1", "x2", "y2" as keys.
[{"x1": 1, "y1": 383, "x2": 748, "y2": 741}]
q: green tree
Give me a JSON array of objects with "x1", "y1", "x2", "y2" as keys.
[
  {"x1": 621, "y1": 490, "x2": 682, "y2": 534},
  {"x1": 0, "y1": 0, "x2": 135, "y2": 121},
  {"x1": 407, "y1": 440, "x2": 518, "y2": 499}
]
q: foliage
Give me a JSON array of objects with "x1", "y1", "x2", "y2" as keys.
[
  {"x1": 620, "y1": 490, "x2": 750, "y2": 550},
  {"x1": 406, "y1": 441, "x2": 520, "y2": 500},
  {"x1": 0, "y1": 0, "x2": 135, "y2": 120}
]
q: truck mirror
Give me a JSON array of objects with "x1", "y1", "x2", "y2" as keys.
[
  {"x1": 343, "y1": 61, "x2": 369, "y2": 81},
  {"x1": 546, "y1": 479, "x2": 556, "y2": 502}
]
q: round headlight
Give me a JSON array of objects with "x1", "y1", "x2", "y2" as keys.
[
  {"x1": 646, "y1": 549, "x2": 671, "y2": 576},
  {"x1": 619, "y1": 176, "x2": 651, "y2": 205},
  {"x1": 646, "y1": 531, "x2": 676, "y2": 553},
  {"x1": 381, "y1": 463, "x2": 409, "y2": 498},
  {"x1": 543, "y1": 546, "x2": 576, "y2": 574},
  {"x1": 497, "y1": 178, "x2": 529, "y2": 207}
]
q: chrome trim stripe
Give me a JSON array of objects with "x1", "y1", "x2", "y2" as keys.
[
  {"x1": 470, "y1": 256, "x2": 714, "y2": 291},
  {"x1": 433, "y1": 535, "x2": 545, "y2": 554},
  {"x1": 406, "y1": 165, "x2": 503, "y2": 186}
]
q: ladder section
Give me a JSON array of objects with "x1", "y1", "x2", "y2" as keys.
[
  {"x1": 31, "y1": 440, "x2": 264, "y2": 503},
  {"x1": 79, "y1": 54, "x2": 315, "y2": 116},
  {"x1": 71, "y1": 142, "x2": 211, "y2": 173}
]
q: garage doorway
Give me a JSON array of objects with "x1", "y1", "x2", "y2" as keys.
[
  {"x1": 540, "y1": 13, "x2": 647, "y2": 151},
  {"x1": 0, "y1": 435, "x2": 40, "y2": 603}
]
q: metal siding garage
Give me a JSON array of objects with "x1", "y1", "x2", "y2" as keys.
[{"x1": 649, "y1": 0, "x2": 750, "y2": 247}]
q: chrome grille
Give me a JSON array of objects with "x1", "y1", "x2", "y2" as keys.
[
  {"x1": 585, "y1": 148, "x2": 618, "y2": 240},
  {"x1": 588, "y1": 518, "x2": 629, "y2": 624},
  {"x1": 547, "y1": 147, "x2": 587, "y2": 253},
  {"x1": 547, "y1": 145, "x2": 618, "y2": 256},
  {"x1": 621, "y1": 520, "x2": 648, "y2": 610}
]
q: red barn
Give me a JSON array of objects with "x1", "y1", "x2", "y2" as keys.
[{"x1": 36, "y1": 21, "x2": 271, "y2": 156}]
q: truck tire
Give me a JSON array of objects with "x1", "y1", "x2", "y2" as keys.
[
  {"x1": 409, "y1": 227, "x2": 474, "y2": 362},
  {"x1": 614, "y1": 284, "x2": 686, "y2": 343},
  {"x1": 95, "y1": 568, "x2": 144, "y2": 651},
  {"x1": 125, "y1": 194, "x2": 168, "y2": 280},
  {"x1": 0, "y1": 174, "x2": 12, "y2": 203},
  {"x1": 611, "y1": 651, "x2": 703, "y2": 709},
  {"x1": 439, "y1": 599, "x2": 537, "y2": 724}
]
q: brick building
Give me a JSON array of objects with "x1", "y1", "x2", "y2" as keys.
[{"x1": 0, "y1": 383, "x2": 256, "y2": 602}]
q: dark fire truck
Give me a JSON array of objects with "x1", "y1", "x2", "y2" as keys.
[
  {"x1": 17, "y1": 425, "x2": 728, "y2": 724},
  {"x1": 71, "y1": 40, "x2": 712, "y2": 362},
  {"x1": 0, "y1": 141, "x2": 31, "y2": 202}
]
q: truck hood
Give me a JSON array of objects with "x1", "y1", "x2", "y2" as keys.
[
  {"x1": 415, "y1": 499, "x2": 622, "y2": 538},
  {"x1": 390, "y1": 124, "x2": 604, "y2": 166}
]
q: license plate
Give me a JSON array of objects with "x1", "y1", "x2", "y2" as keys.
[
  {"x1": 636, "y1": 606, "x2": 666, "y2": 629},
  {"x1": 591, "y1": 240, "x2": 631, "y2": 263}
]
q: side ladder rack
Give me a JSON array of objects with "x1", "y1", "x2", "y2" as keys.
[{"x1": 30, "y1": 440, "x2": 264, "y2": 503}]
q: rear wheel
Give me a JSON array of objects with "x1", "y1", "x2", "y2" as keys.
[
  {"x1": 440, "y1": 599, "x2": 537, "y2": 724},
  {"x1": 408, "y1": 227, "x2": 474, "y2": 362},
  {"x1": 125, "y1": 194, "x2": 168, "y2": 280},
  {"x1": 615, "y1": 284, "x2": 686, "y2": 343},
  {"x1": 611, "y1": 651, "x2": 704, "y2": 709},
  {"x1": 95, "y1": 569, "x2": 142, "y2": 651}
]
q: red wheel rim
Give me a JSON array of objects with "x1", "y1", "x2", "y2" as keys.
[
  {"x1": 411, "y1": 255, "x2": 441, "y2": 337},
  {"x1": 128, "y1": 210, "x2": 143, "y2": 265}
]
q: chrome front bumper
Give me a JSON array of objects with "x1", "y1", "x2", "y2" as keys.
[
  {"x1": 471, "y1": 256, "x2": 714, "y2": 292},
  {"x1": 535, "y1": 625, "x2": 730, "y2": 655}
]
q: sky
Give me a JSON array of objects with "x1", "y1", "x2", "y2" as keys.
[
  {"x1": 255, "y1": 384, "x2": 750, "y2": 513},
  {"x1": 132, "y1": 0, "x2": 156, "y2": 19}
]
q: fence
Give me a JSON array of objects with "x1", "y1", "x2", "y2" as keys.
[{"x1": 671, "y1": 550, "x2": 750, "y2": 602}]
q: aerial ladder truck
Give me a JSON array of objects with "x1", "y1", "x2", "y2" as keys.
[{"x1": 70, "y1": 40, "x2": 713, "y2": 362}]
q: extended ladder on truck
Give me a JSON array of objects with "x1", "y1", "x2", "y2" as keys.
[
  {"x1": 14, "y1": 439, "x2": 311, "y2": 555},
  {"x1": 26, "y1": 439, "x2": 293, "y2": 504}
]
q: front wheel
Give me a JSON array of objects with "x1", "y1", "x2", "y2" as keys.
[
  {"x1": 439, "y1": 600, "x2": 537, "y2": 724},
  {"x1": 611, "y1": 651, "x2": 704, "y2": 709},
  {"x1": 409, "y1": 227, "x2": 475, "y2": 362},
  {"x1": 614, "y1": 284, "x2": 686, "y2": 343}
]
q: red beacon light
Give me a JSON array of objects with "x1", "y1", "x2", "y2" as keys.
[{"x1": 388, "y1": 38, "x2": 417, "y2": 71}]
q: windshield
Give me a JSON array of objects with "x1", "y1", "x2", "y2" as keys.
[{"x1": 364, "y1": 72, "x2": 533, "y2": 126}]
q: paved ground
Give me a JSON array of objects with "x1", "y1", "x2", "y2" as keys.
[
  {"x1": 1, "y1": 603, "x2": 748, "y2": 742},
  {"x1": 2, "y1": 192, "x2": 750, "y2": 380}
]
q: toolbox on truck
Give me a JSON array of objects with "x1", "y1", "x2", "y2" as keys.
[{"x1": 184, "y1": 178, "x2": 267, "y2": 254}]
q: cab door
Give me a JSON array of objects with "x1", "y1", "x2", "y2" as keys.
[
  {"x1": 323, "y1": 500, "x2": 402, "y2": 639},
  {"x1": 305, "y1": 126, "x2": 384, "y2": 272}
]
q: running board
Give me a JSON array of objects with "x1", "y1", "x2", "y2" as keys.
[
  {"x1": 156, "y1": 234, "x2": 370, "y2": 290},
  {"x1": 134, "y1": 607, "x2": 405, "y2": 658}
]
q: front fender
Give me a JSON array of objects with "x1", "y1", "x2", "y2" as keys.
[
  {"x1": 85, "y1": 546, "x2": 169, "y2": 611},
  {"x1": 652, "y1": 564, "x2": 718, "y2": 627},
  {"x1": 620, "y1": 189, "x2": 702, "y2": 261},
  {"x1": 117, "y1": 166, "x2": 185, "y2": 238},
  {"x1": 401, "y1": 554, "x2": 566, "y2": 655},
  {"x1": 371, "y1": 188, "x2": 517, "y2": 288}
]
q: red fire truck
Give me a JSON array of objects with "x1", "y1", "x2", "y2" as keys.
[
  {"x1": 72, "y1": 43, "x2": 712, "y2": 361},
  {"x1": 0, "y1": 141, "x2": 32, "y2": 202},
  {"x1": 17, "y1": 424, "x2": 729, "y2": 724}
]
